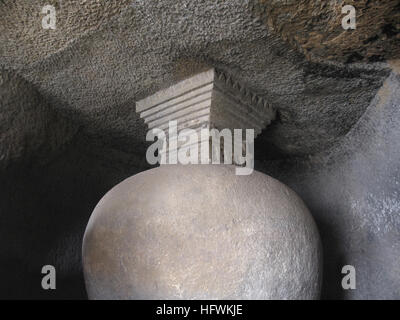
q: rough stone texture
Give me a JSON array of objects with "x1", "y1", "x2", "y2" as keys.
[
  {"x1": 83, "y1": 165, "x2": 322, "y2": 300},
  {"x1": 0, "y1": 0, "x2": 392, "y2": 156},
  {"x1": 0, "y1": 68, "x2": 77, "y2": 170},
  {"x1": 251, "y1": 0, "x2": 400, "y2": 63},
  {"x1": 0, "y1": 0, "x2": 132, "y2": 68},
  {"x1": 255, "y1": 66, "x2": 400, "y2": 299}
]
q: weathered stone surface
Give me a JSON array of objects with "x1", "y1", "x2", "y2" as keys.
[
  {"x1": 0, "y1": 0, "x2": 391, "y2": 156},
  {"x1": 251, "y1": 0, "x2": 400, "y2": 63},
  {"x1": 83, "y1": 165, "x2": 322, "y2": 299},
  {"x1": 0, "y1": 69, "x2": 77, "y2": 169},
  {"x1": 256, "y1": 65, "x2": 400, "y2": 299},
  {"x1": 0, "y1": 0, "x2": 132, "y2": 68}
]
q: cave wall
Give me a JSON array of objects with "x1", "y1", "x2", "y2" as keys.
[
  {"x1": 0, "y1": 70, "x2": 149, "y2": 298},
  {"x1": 255, "y1": 65, "x2": 400, "y2": 299}
]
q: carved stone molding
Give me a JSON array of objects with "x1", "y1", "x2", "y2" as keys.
[{"x1": 136, "y1": 68, "x2": 276, "y2": 161}]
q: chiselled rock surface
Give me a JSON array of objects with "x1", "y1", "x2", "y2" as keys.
[
  {"x1": 0, "y1": 0, "x2": 392, "y2": 156},
  {"x1": 255, "y1": 66, "x2": 400, "y2": 299},
  {"x1": 0, "y1": 0, "x2": 132, "y2": 68},
  {"x1": 251, "y1": 0, "x2": 400, "y2": 63},
  {"x1": 0, "y1": 69, "x2": 77, "y2": 169},
  {"x1": 83, "y1": 165, "x2": 322, "y2": 300}
]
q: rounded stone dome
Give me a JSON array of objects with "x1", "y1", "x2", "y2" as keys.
[{"x1": 83, "y1": 165, "x2": 322, "y2": 299}]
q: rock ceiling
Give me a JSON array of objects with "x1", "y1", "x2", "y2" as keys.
[{"x1": 0, "y1": 0, "x2": 399, "y2": 166}]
